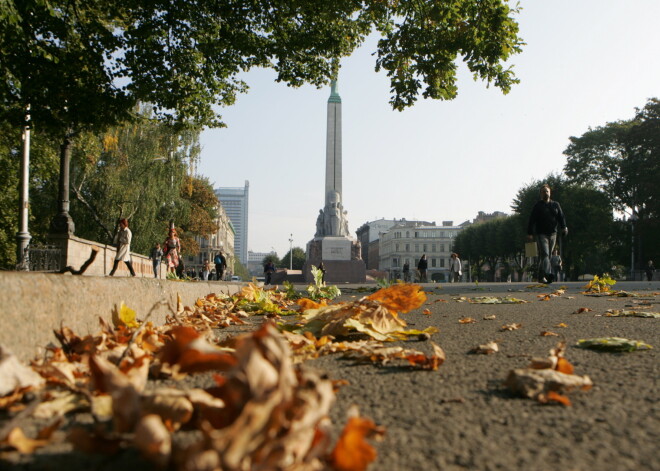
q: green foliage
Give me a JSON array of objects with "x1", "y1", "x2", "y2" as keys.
[
  {"x1": 279, "y1": 247, "x2": 306, "y2": 270},
  {"x1": 1, "y1": 0, "x2": 523, "y2": 134},
  {"x1": 306, "y1": 265, "x2": 341, "y2": 301},
  {"x1": 563, "y1": 98, "x2": 660, "y2": 264},
  {"x1": 233, "y1": 259, "x2": 249, "y2": 281}
]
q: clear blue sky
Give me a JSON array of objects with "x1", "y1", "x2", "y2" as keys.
[{"x1": 198, "y1": 0, "x2": 660, "y2": 258}]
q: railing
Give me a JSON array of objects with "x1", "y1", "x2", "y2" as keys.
[{"x1": 26, "y1": 244, "x2": 63, "y2": 272}]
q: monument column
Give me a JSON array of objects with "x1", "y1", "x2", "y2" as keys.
[
  {"x1": 325, "y1": 80, "x2": 342, "y2": 206},
  {"x1": 304, "y1": 78, "x2": 365, "y2": 283}
]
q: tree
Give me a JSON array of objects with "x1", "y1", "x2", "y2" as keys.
[
  {"x1": 280, "y1": 247, "x2": 306, "y2": 270},
  {"x1": 2, "y1": 0, "x2": 523, "y2": 132},
  {"x1": 563, "y1": 98, "x2": 660, "y2": 265}
]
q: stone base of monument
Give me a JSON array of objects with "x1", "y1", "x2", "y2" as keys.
[{"x1": 304, "y1": 237, "x2": 366, "y2": 283}]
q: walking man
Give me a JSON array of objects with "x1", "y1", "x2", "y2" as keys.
[
  {"x1": 417, "y1": 254, "x2": 428, "y2": 283},
  {"x1": 149, "y1": 242, "x2": 163, "y2": 278},
  {"x1": 214, "y1": 252, "x2": 226, "y2": 281},
  {"x1": 527, "y1": 184, "x2": 568, "y2": 284},
  {"x1": 449, "y1": 253, "x2": 462, "y2": 282}
]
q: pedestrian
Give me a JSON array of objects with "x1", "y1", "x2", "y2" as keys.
[
  {"x1": 318, "y1": 261, "x2": 327, "y2": 284},
  {"x1": 109, "y1": 218, "x2": 136, "y2": 277},
  {"x1": 214, "y1": 251, "x2": 227, "y2": 281},
  {"x1": 646, "y1": 260, "x2": 655, "y2": 281},
  {"x1": 202, "y1": 259, "x2": 211, "y2": 280},
  {"x1": 417, "y1": 254, "x2": 428, "y2": 283},
  {"x1": 402, "y1": 261, "x2": 410, "y2": 282},
  {"x1": 449, "y1": 253, "x2": 462, "y2": 282},
  {"x1": 551, "y1": 249, "x2": 563, "y2": 282},
  {"x1": 527, "y1": 184, "x2": 568, "y2": 284},
  {"x1": 163, "y1": 228, "x2": 181, "y2": 276},
  {"x1": 149, "y1": 242, "x2": 163, "y2": 278},
  {"x1": 264, "y1": 260, "x2": 276, "y2": 285}
]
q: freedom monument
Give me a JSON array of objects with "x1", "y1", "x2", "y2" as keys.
[{"x1": 304, "y1": 80, "x2": 366, "y2": 283}]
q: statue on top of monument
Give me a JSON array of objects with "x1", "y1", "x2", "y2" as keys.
[{"x1": 315, "y1": 209, "x2": 324, "y2": 237}]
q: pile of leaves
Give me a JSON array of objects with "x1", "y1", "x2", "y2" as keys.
[{"x1": 0, "y1": 282, "x2": 444, "y2": 469}]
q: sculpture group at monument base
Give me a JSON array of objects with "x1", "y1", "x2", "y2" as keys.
[{"x1": 304, "y1": 237, "x2": 366, "y2": 283}]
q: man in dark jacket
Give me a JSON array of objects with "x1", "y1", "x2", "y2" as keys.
[
  {"x1": 527, "y1": 184, "x2": 568, "y2": 283},
  {"x1": 214, "y1": 252, "x2": 226, "y2": 281},
  {"x1": 417, "y1": 254, "x2": 428, "y2": 283}
]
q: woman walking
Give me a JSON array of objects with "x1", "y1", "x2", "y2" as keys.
[
  {"x1": 163, "y1": 228, "x2": 181, "y2": 275},
  {"x1": 109, "y1": 218, "x2": 136, "y2": 276}
]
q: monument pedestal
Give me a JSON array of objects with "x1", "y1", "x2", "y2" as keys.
[{"x1": 304, "y1": 237, "x2": 366, "y2": 283}]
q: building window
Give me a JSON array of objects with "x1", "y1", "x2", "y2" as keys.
[
  {"x1": 392, "y1": 258, "x2": 398, "y2": 267},
  {"x1": 432, "y1": 243, "x2": 436, "y2": 252},
  {"x1": 440, "y1": 244, "x2": 445, "y2": 252},
  {"x1": 406, "y1": 244, "x2": 410, "y2": 252},
  {"x1": 414, "y1": 231, "x2": 419, "y2": 238},
  {"x1": 415, "y1": 244, "x2": 419, "y2": 252},
  {"x1": 423, "y1": 244, "x2": 427, "y2": 252},
  {"x1": 431, "y1": 258, "x2": 436, "y2": 267},
  {"x1": 406, "y1": 231, "x2": 410, "y2": 238},
  {"x1": 395, "y1": 243, "x2": 399, "y2": 252},
  {"x1": 440, "y1": 259, "x2": 445, "y2": 267}
]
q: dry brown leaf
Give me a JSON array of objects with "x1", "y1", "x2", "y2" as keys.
[
  {"x1": 541, "y1": 390, "x2": 572, "y2": 406},
  {"x1": 0, "y1": 345, "x2": 45, "y2": 396},
  {"x1": 540, "y1": 331, "x2": 559, "y2": 337},
  {"x1": 366, "y1": 284, "x2": 427, "y2": 313},
  {"x1": 501, "y1": 323, "x2": 522, "y2": 331},
  {"x1": 422, "y1": 309, "x2": 431, "y2": 315},
  {"x1": 483, "y1": 315, "x2": 497, "y2": 320},
  {"x1": 555, "y1": 322, "x2": 568, "y2": 328},
  {"x1": 459, "y1": 317, "x2": 476, "y2": 324},
  {"x1": 134, "y1": 414, "x2": 171, "y2": 467},
  {"x1": 158, "y1": 326, "x2": 237, "y2": 374},
  {"x1": 505, "y1": 368, "x2": 593, "y2": 400},
  {"x1": 574, "y1": 307, "x2": 593, "y2": 314},
  {"x1": 470, "y1": 341, "x2": 499, "y2": 354},
  {"x1": 2, "y1": 427, "x2": 51, "y2": 454},
  {"x1": 329, "y1": 415, "x2": 385, "y2": 471}
]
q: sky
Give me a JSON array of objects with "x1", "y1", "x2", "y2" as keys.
[{"x1": 197, "y1": 0, "x2": 660, "y2": 258}]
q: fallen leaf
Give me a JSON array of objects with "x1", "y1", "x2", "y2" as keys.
[
  {"x1": 470, "y1": 341, "x2": 499, "y2": 354},
  {"x1": 134, "y1": 414, "x2": 171, "y2": 467},
  {"x1": 459, "y1": 317, "x2": 476, "y2": 324},
  {"x1": 501, "y1": 323, "x2": 522, "y2": 331},
  {"x1": 505, "y1": 368, "x2": 593, "y2": 400},
  {"x1": 422, "y1": 309, "x2": 431, "y2": 315},
  {"x1": 555, "y1": 323, "x2": 568, "y2": 328},
  {"x1": 541, "y1": 390, "x2": 572, "y2": 406},
  {"x1": 329, "y1": 415, "x2": 385, "y2": 471},
  {"x1": 113, "y1": 302, "x2": 140, "y2": 329},
  {"x1": 0, "y1": 345, "x2": 45, "y2": 396},
  {"x1": 483, "y1": 315, "x2": 497, "y2": 320},
  {"x1": 574, "y1": 307, "x2": 593, "y2": 314},
  {"x1": 576, "y1": 337, "x2": 653, "y2": 352},
  {"x1": 2, "y1": 427, "x2": 51, "y2": 453},
  {"x1": 366, "y1": 284, "x2": 427, "y2": 313},
  {"x1": 540, "y1": 331, "x2": 559, "y2": 337},
  {"x1": 604, "y1": 310, "x2": 660, "y2": 318},
  {"x1": 469, "y1": 296, "x2": 528, "y2": 304}
]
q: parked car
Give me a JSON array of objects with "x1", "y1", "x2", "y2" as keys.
[{"x1": 231, "y1": 275, "x2": 241, "y2": 281}]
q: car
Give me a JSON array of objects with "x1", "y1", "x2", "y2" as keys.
[{"x1": 231, "y1": 275, "x2": 242, "y2": 281}]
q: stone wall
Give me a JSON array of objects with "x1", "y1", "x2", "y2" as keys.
[
  {"x1": 48, "y1": 234, "x2": 165, "y2": 278},
  {"x1": 0, "y1": 272, "x2": 242, "y2": 361}
]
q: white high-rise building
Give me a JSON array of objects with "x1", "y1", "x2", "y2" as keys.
[{"x1": 215, "y1": 181, "x2": 249, "y2": 266}]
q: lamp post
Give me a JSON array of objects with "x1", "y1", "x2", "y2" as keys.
[
  {"x1": 630, "y1": 212, "x2": 638, "y2": 280},
  {"x1": 289, "y1": 233, "x2": 293, "y2": 270},
  {"x1": 16, "y1": 105, "x2": 31, "y2": 270}
]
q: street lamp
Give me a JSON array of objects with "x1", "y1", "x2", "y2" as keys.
[
  {"x1": 630, "y1": 212, "x2": 638, "y2": 280},
  {"x1": 288, "y1": 233, "x2": 293, "y2": 270},
  {"x1": 16, "y1": 105, "x2": 31, "y2": 270}
]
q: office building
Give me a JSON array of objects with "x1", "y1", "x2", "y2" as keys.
[{"x1": 215, "y1": 181, "x2": 249, "y2": 266}]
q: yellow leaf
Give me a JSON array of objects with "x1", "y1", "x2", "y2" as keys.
[{"x1": 113, "y1": 301, "x2": 139, "y2": 328}]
